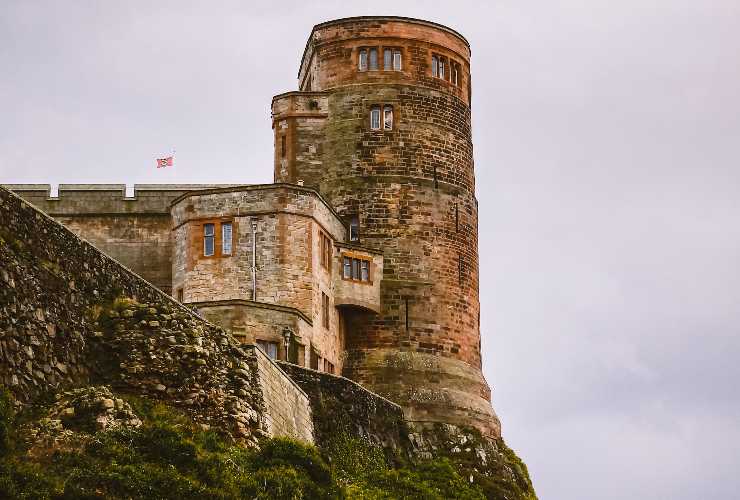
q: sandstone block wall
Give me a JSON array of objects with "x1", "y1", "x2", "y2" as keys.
[
  {"x1": 273, "y1": 17, "x2": 499, "y2": 437},
  {"x1": 250, "y1": 346, "x2": 312, "y2": 443},
  {"x1": 4, "y1": 184, "x2": 232, "y2": 295}
]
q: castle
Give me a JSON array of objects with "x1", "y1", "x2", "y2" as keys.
[{"x1": 7, "y1": 16, "x2": 499, "y2": 438}]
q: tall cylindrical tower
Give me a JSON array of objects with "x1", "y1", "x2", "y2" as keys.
[{"x1": 272, "y1": 16, "x2": 499, "y2": 437}]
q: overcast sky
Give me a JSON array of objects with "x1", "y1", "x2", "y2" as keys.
[{"x1": 2, "y1": 1, "x2": 739, "y2": 498}]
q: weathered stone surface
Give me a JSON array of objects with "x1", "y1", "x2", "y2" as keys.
[{"x1": 0, "y1": 186, "x2": 312, "y2": 444}]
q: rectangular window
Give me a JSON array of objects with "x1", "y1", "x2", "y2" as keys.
[
  {"x1": 359, "y1": 49, "x2": 368, "y2": 71},
  {"x1": 352, "y1": 258, "x2": 361, "y2": 280},
  {"x1": 177, "y1": 288, "x2": 184, "y2": 302},
  {"x1": 257, "y1": 340, "x2": 278, "y2": 360},
  {"x1": 349, "y1": 215, "x2": 359, "y2": 241},
  {"x1": 324, "y1": 359, "x2": 335, "y2": 374},
  {"x1": 320, "y1": 232, "x2": 332, "y2": 271},
  {"x1": 203, "y1": 223, "x2": 215, "y2": 256},
  {"x1": 452, "y1": 64, "x2": 459, "y2": 86},
  {"x1": 370, "y1": 106, "x2": 380, "y2": 130},
  {"x1": 222, "y1": 222, "x2": 232, "y2": 255},
  {"x1": 322, "y1": 292, "x2": 330, "y2": 329},
  {"x1": 369, "y1": 48, "x2": 378, "y2": 70},
  {"x1": 432, "y1": 55, "x2": 438, "y2": 77},
  {"x1": 310, "y1": 347, "x2": 319, "y2": 370},
  {"x1": 439, "y1": 58, "x2": 445, "y2": 79},
  {"x1": 393, "y1": 50, "x2": 402, "y2": 70},
  {"x1": 281, "y1": 135, "x2": 286, "y2": 158},
  {"x1": 361, "y1": 260, "x2": 369, "y2": 281},
  {"x1": 384, "y1": 48, "x2": 392, "y2": 70},
  {"x1": 343, "y1": 256, "x2": 352, "y2": 279},
  {"x1": 383, "y1": 105, "x2": 393, "y2": 130}
]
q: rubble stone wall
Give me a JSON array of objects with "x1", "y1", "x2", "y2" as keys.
[{"x1": 0, "y1": 186, "x2": 313, "y2": 444}]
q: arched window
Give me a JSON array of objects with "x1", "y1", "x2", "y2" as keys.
[
  {"x1": 383, "y1": 105, "x2": 393, "y2": 130},
  {"x1": 370, "y1": 106, "x2": 381, "y2": 130}
]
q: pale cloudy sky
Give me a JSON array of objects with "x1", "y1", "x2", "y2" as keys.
[{"x1": 2, "y1": 1, "x2": 739, "y2": 498}]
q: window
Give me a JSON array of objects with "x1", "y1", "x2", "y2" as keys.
[
  {"x1": 324, "y1": 359, "x2": 335, "y2": 374},
  {"x1": 257, "y1": 340, "x2": 278, "y2": 360},
  {"x1": 359, "y1": 49, "x2": 368, "y2": 71},
  {"x1": 458, "y1": 253, "x2": 464, "y2": 285},
  {"x1": 349, "y1": 215, "x2": 359, "y2": 241},
  {"x1": 383, "y1": 105, "x2": 393, "y2": 130},
  {"x1": 432, "y1": 54, "x2": 447, "y2": 79},
  {"x1": 203, "y1": 223, "x2": 215, "y2": 256},
  {"x1": 320, "y1": 231, "x2": 332, "y2": 271},
  {"x1": 281, "y1": 135, "x2": 286, "y2": 158},
  {"x1": 393, "y1": 50, "x2": 402, "y2": 70},
  {"x1": 343, "y1": 256, "x2": 371, "y2": 282},
  {"x1": 310, "y1": 347, "x2": 320, "y2": 370},
  {"x1": 384, "y1": 49, "x2": 392, "y2": 70},
  {"x1": 452, "y1": 64, "x2": 459, "y2": 86},
  {"x1": 222, "y1": 222, "x2": 232, "y2": 255},
  {"x1": 322, "y1": 292, "x2": 330, "y2": 329},
  {"x1": 369, "y1": 48, "x2": 378, "y2": 70},
  {"x1": 177, "y1": 288, "x2": 184, "y2": 302},
  {"x1": 370, "y1": 106, "x2": 381, "y2": 130}
]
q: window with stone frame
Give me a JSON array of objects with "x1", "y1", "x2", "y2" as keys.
[
  {"x1": 203, "y1": 223, "x2": 215, "y2": 256},
  {"x1": 322, "y1": 292, "x2": 330, "y2": 329},
  {"x1": 256, "y1": 340, "x2": 278, "y2": 360},
  {"x1": 222, "y1": 222, "x2": 232, "y2": 255},
  {"x1": 383, "y1": 105, "x2": 393, "y2": 130},
  {"x1": 370, "y1": 105, "x2": 381, "y2": 130},
  {"x1": 310, "y1": 347, "x2": 320, "y2": 370},
  {"x1": 323, "y1": 359, "x2": 335, "y2": 374},
  {"x1": 319, "y1": 231, "x2": 332, "y2": 271},
  {"x1": 431, "y1": 53, "x2": 448, "y2": 80},
  {"x1": 342, "y1": 255, "x2": 372, "y2": 283},
  {"x1": 348, "y1": 214, "x2": 360, "y2": 241},
  {"x1": 358, "y1": 48, "x2": 368, "y2": 71},
  {"x1": 383, "y1": 48, "x2": 402, "y2": 71},
  {"x1": 451, "y1": 60, "x2": 461, "y2": 86}
]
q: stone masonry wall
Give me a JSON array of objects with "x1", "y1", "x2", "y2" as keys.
[
  {"x1": 250, "y1": 346, "x2": 313, "y2": 443},
  {"x1": 275, "y1": 18, "x2": 500, "y2": 437},
  {"x1": 0, "y1": 185, "x2": 312, "y2": 444},
  {"x1": 5, "y1": 184, "x2": 232, "y2": 295}
]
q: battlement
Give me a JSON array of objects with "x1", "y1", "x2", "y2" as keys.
[{"x1": 3, "y1": 184, "x2": 241, "y2": 215}]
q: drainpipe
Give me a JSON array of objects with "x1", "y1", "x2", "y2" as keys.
[{"x1": 251, "y1": 218, "x2": 258, "y2": 301}]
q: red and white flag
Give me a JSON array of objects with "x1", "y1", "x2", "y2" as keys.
[{"x1": 156, "y1": 156, "x2": 174, "y2": 168}]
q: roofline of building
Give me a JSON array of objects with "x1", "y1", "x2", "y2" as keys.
[
  {"x1": 189, "y1": 299, "x2": 314, "y2": 327},
  {"x1": 299, "y1": 16, "x2": 470, "y2": 77},
  {"x1": 169, "y1": 182, "x2": 349, "y2": 231}
]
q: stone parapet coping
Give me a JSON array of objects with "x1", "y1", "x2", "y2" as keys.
[{"x1": 188, "y1": 299, "x2": 313, "y2": 327}]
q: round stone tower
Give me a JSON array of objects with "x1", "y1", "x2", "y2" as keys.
[{"x1": 272, "y1": 16, "x2": 500, "y2": 437}]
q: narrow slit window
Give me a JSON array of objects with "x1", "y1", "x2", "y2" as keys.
[
  {"x1": 177, "y1": 288, "x2": 184, "y2": 302},
  {"x1": 203, "y1": 223, "x2": 215, "y2": 256},
  {"x1": 384, "y1": 49, "x2": 392, "y2": 70},
  {"x1": 343, "y1": 257, "x2": 352, "y2": 279},
  {"x1": 393, "y1": 50, "x2": 402, "y2": 70},
  {"x1": 383, "y1": 105, "x2": 393, "y2": 130},
  {"x1": 281, "y1": 135, "x2": 286, "y2": 158},
  {"x1": 359, "y1": 49, "x2": 368, "y2": 71},
  {"x1": 432, "y1": 55, "x2": 438, "y2": 77},
  {"x1": 455, "y1": 204, "x2": 459, "y2": 232},
  {"x1": 433, "y1": 164, "x2": 438, "y2": 189},
  {"x1": 370, "y1": 106, "x2": 381, "y2": 130},
  {"x1": 452, "y1": 64, "x2": 459, "y2": 86},
  {"x1": 222, "y1": 222, "x2": 232, "y2": 255},
  {"x1": 458, "y1": 253, "x2": 463, "y2": 285},
  {"x1": 322, "y1": 292, "x2": 330, "y2": 329},
  {"x1": 439, "y1": 58, "x2": 445, "y2": 79},
  {"x1": 369, "y1": 48, "x2": 378, "y2": 70},
  {"x1": 349, "y1": 215, "x2": 359, "y2": 241}
]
